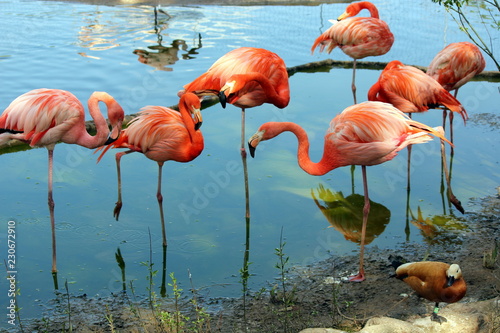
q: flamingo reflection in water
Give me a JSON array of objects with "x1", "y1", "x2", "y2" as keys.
[
  {"x1": 312, "y1": 184, "x2": 390, "y2": 248},
  {"x1": 410, "y1": 206, "x2": 468, "y2": 246}
]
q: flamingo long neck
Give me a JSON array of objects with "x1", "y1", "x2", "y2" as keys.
[
  {"x1": 75, "y1": 93, "x2": 112, "y2": 148},
  {"x1": 276, "y1": 122, "x2": 337, "y2": 176},
  {"x1": 179, "y1": 103, "x2": 197, "y2": 142},
  {"x1": 354, "y1": 2, "x2": 379, "y2": 18},
  {"x1": 243, "y1": 73, "x2": 289, "y2": 109}
]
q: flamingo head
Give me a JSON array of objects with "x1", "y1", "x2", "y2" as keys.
[
  {"x1": 338, "y1": 2, "x2": 379, "y2": 20},
  {"x1": 248, "y1": 129, "x2": 264, "y2": 158},
  {"x1": 248, "y1": 122, "x2": 288, "y2": 158},
  {"x1": 219, "y1": 75, "x2": 248, "y2": 108},
  {"x1": 179, "y1": 92, "x2": 203, "y2": 130},
  {"x1": 384, "y1": 60, "x2": 405, "y2": 71},
  {"x1": 105, "y1": 99, "x2": 125, "y2": 145}
]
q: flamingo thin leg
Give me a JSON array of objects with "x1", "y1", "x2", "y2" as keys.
[
  {"x1": 449, "y1": 111, "x2": 454, "y2": 148},
  {"x1": 352, "y1": 59, "x2": 358, "y2": 104},
  {"x1": 114, "y1": 150, "x2": 133, "y2": 220},
  {"x1": 241, "y1": 108, "x2": 250, "y2": 219},
  {"x1": 48, "y1": 149, "x2": 57, "y2": 275},
  {"x1": 157, "y1": 161, "x2": 167, "y2": 247},
  {"x1": 349, "y1": 165, "x2": 369, "y2": 282}
]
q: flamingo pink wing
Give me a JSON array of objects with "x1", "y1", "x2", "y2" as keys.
[
  {"x1": 0, "y1": 89, "x2": 83, "y2": 146},
  {"x1": 428, "y1": 42, "x2": 486, "y2": 91}
]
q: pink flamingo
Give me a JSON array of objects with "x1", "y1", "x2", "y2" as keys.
[
  {"x1": 427, "y1": 42, "x2": 485, "y2": 132},
  {"x1": 0, "y1": 88, "x2": 125, "y2": 275},
  {"x1": 248, "y1": 101, "x2": 451, "y2": 281},
  {"x1": 181, "y1": 46, "x2": 290, "y2": 154},
  {"x1": 180, "y1": 47, "x2": 290, "y2": 218},
  {"x1": 97, "y1": 92, "x2": 204, "y2": 247},
  {"x1": 311, "y1": 1, "x2": 394, "y2": 103},
  {"x1": 368, "y1": 60, "x2": 468, "y2": 142}
]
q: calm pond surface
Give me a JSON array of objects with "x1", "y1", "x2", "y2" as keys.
[{"x1": 0, "y1": 0, "x2": 499, "y2": 326}]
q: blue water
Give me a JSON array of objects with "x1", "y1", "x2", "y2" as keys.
[{"x1": 0, "y1": 0, "x2": 499, "y2": 326}]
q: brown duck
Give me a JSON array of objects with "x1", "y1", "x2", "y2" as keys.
[{"x1": 395, "y1": 261, "x2": 467, "y2": 323}]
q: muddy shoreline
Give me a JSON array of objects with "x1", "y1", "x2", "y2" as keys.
[{"x1": 9, "y1": 191, "x2": 499, "y2": 332}]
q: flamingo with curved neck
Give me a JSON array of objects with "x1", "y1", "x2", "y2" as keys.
[
  {"x1": 0, "y1": 88, "x2": 125, "y2": 279},
  {"x1": 249, "y1": 101, "x2": 451, "y2": 282},
  {"x1": 97, "y1": 92, "x2": 204, "y2": 247}
]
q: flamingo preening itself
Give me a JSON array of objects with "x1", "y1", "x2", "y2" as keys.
[
  {"x1": 311, "y1": 1, "x2": 394, "y2": 103},
  {"x1": 427, "y1": 41, "x2": 485, "y2": 133}
]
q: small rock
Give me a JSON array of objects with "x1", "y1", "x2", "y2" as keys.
[
  {"x1": 299, "y1": 329, "x2": 348, "y2": 333},
  {"x1": 361, "y1": 317, "x2": 424, "y2": 333}
]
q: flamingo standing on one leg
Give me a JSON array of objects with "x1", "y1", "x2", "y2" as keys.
[
  {"x1": 427, "y1": 42, "x2": 485, "y2": 133},
  {"x1": 368, "y1": 60, "x2": 468, "y2": 140},
  {"x1": 311, "y1": 1, "x2": 394, "y2": 103},
  {"x1": 96, "y1": 92, "x2": 204, "y2": 248},
  {"x1": 368, "y1": 60, "x2": 466, "y2": 213},
  {"x1": 0, "y1": 88, "x2": 125, "y2": 278},
  {"x1": 180, "y1": 46, "x2": 290, "y2": 218},
  {"x1": 248, "y1": 101, "x2": 451, "y2": 282},
  {"x1": 180, "y1": 47, "x2": 290, "y2": 153}
]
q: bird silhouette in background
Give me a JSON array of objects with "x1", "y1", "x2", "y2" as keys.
[
  {"x1": 97, "y1": 92, "x2": 204, "y2": 248},
  {"x1": 248, "y1": 101, "x2": 451, "y2": 281},
  {"x1": 0, "y1": 88, "x2": 124, "y2": 280},
  {"x1": 311, "y1": 1, "x2": 394, "y2": 103},
  {"x1": 394, "y1": 260, "x2": 467, "y2": 323}
]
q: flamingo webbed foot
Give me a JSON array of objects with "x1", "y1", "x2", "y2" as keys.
[
  {"x1": 348, "y1": 271, "x2": 365, "y2": 282},
  {"x1": 449, "y1": 194, "x2": 465, "y2": 214}
]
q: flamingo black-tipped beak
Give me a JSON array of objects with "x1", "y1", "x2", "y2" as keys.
[
  {"x1": 248, "y1": 142, "x2": 257, "y2": 158},
  {"x1": 218, "y1": 90, "x2": 227, "y2": 109},
  {"x1": 337, "y1": 12, "x2": 348, "y2": 21},
  {"x1": 191, "y1": 106, "x2": 203, "y2": 130},
  {"x1": 104, "y1": 135, "x2": 118, "y2": 145},
  {"x1": 248, "y1": 130, "x2": 264, "y2": 158}
]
